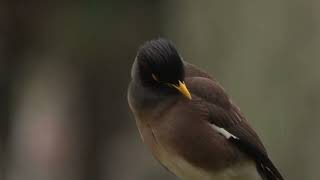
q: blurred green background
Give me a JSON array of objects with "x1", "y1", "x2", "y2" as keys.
[{"x1": 1, "y1": 1, "x2": 320, "y2": 180}]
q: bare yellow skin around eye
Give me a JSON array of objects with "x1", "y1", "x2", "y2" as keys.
[{"x1": 151, "y1": 73, "x2": 192, "y2": 100}]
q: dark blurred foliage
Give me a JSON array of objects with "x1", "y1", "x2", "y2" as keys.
[{"x1": 1, "y1": 1, "x2": 320, "y2": 180}]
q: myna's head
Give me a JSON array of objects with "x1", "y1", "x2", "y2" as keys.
[{"x1": 132, "y1": 38, "x2": 192, "y2": 100}]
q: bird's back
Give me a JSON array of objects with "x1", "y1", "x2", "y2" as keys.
[{"x1": 183, "y1": 61, "x2": 283, "y2": 180}]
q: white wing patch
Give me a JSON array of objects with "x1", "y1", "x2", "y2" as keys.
[{"x1": 210, "y1": 123, "x2": 239, "y2": 140}]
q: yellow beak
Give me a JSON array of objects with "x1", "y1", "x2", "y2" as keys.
[{"x1": 172, "y1": 81, "x2": 192, "y2": 100}]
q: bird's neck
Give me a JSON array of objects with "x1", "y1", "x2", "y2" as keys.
[{"x1": 129, "y1": 80, "x2": 179, "y2": 117}]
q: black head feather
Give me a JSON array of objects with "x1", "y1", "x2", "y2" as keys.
[{"x1": 135, "y1": 38, "x2": 184, "y2": 86}]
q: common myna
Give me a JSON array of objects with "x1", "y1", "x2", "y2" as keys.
[{"x1": 128, "y1": 39, "x2": 284, "y2": 180}]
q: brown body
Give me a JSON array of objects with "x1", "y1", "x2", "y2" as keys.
[
  {"x1": 128, "y1": 62, "x2": 267, "y2": 180},
  {"x1": 128, "y1": 39, "x2": 283, "y2": 180}
]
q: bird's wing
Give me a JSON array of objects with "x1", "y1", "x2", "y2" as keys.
[{"x1": 185, "y1": 76, "x2": 284, "y2": 180}]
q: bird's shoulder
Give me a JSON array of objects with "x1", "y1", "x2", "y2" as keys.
[
  {"x1": 184, "y1": 61, "x2": 215, "y2": 80},
  {"x1": 184, "y1": 75, "x2": 266, "y2": 152}
]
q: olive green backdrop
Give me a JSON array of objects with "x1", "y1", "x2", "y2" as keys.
[{"x1": 1, "y1": 1, "x2": 319, "y2": 180}]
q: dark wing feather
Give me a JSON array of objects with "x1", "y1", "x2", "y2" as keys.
[
  {"x1": 229, "y1": 137, "x2": 284, "y2": 180},
  {"x1": 184, "y1": 61, "x2": 284, "y2": 180}
]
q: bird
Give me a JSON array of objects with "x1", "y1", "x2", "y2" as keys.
[{"x1": 127, "y1": 38, "x2": 284, "y2": 180}]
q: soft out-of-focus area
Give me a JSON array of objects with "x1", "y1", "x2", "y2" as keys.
[{"x1": 1, "y1": 1, "x2": 320, "y2": 180}]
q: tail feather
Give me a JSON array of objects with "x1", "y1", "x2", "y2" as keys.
[
  {"x1": 256, "y1": 158, "x2": 284, "y2": 180},
  {"x1": 229, "y1": 137, "x2": 284, "y2": 180}
]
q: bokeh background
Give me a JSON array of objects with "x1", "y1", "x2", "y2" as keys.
[{"x1": 1, "y1": 1, "x2": 320, "y2": 180}]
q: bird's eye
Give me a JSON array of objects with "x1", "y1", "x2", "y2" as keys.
[{"x1": 152, "y1": 74, "x2": 158, "y2": 81}]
